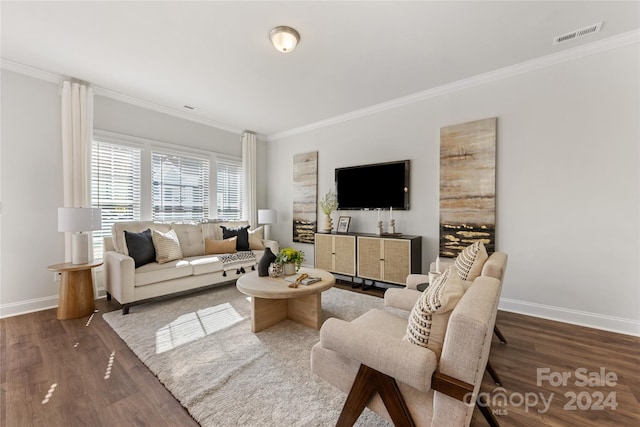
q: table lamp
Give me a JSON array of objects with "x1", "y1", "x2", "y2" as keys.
[
  {"x1": 258, "y1": 209, "x2": 277, "y2": 240},
  {"x1": 58, "y1": 207, "x2": 102, "y2": 264}
]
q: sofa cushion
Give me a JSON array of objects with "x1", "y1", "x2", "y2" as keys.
[
  {"x1": 124, "y1": 229, "x2": 156, "y2": 268},
  {"x1": 248, "y1": 226, "x2": 265, "y2": 250},
  {"x1": 405, "y1": 266, "x2": 466, "y2": 359},
  {"x1": 205, "y1": 237, "x2": 237, "y2": 255},
  {"x1": 134, "y1": 259, "x2": 193, "y2": 287},
  {"x1": 113, "y1": 221, "x2": 171, "y2": 255},
  {"x1": 188, "y1": 255, "x2": 224, "y2": 275},
  {"x1": 221, "y1": 225, "x2": 250, "y2": 251},
  {"x1": 454, "y1": 241, "x2": 488, "y2": 282},
  {"x1": 152, "y1": 229, "x2": 183, "y2": 264},
  {"x1": 171, "y1": 223, "x2": 204, "y2": 257}
]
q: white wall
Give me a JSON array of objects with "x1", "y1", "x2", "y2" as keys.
[
  {"x1": 1, "y1": 70, "x2": 63, "y2": 314},
  {"x1": 0, "y1": 70, "x2": 247, "y2": 316},
  {"x1": 267, "y1": 43, "x2": 640, "y2": 335}
]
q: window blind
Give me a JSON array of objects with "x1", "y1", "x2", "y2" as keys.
[
  {"x1": 216, "y1": 158, "x2": 243, "y2": 220},
  {"x1": 91, "y1": 140, "x2": 142, "y2": 260},
  {"x1": 152, "y1": 151, "x2": 210, "y2": 222}
]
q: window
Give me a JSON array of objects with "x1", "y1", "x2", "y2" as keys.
[
  {"x1": 216, "y1": 158, "x2": 243, "y2": 220},
  {"x1": 152, "y1": 151, "x2": 210, "y2": 222},
  {"x1": 91, "y1": 140, "x2": 141, "y2": 260},
  {"x1": 90, "y1": 132, "x2": 244, "y2": 258}
]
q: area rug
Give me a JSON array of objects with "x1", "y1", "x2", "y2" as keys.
[{"x1": 103, "y1": 284, "x2": 394, "y2": 426}]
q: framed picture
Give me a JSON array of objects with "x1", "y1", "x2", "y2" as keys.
[{"x1": 337, "y1": 216, "x2": 351, "y2": 233}]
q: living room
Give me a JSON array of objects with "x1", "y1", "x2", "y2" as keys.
[{"x1": 1, "y1": 1, "x2": 639, "y2": 426}]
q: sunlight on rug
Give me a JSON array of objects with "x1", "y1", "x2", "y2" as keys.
[{"x1": 156, "y1": 303, "x2": 244, "y2": 354}]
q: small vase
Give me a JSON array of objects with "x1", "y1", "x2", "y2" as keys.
[
  {"x1": 320, "y1": 214, "x2": 333, "y2": 233},
  {"x1": 268, "y1": 262, "x2": 282, "y2": 277},
  {"x1": 258, "y1": 247, "x2": 277, "y2": 277},
  {"x1": 282, "y1": 262, "x2": 296, "y2": 275}
]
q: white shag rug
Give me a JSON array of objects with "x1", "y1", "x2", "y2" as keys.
[{"x1": 103, "y1": 284, "x2": 394, "y2": 427}]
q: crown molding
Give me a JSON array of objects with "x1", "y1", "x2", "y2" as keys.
[
  {"x1": 267, "y1": 29, "x2": 640, "y2": 141},
  {"x1": 0, "y1": 58, "x2": 65, "y2": 84},
  {"x1": 0, "y1": 58, "x2": 244, "y2": 136}
]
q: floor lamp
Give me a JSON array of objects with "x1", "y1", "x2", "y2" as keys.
[
  {"x1": 258, "y1": 209, "x2": 277, "y2": 240},
  {"x1": 58, "y1": 207, "x2": 102, "y2": 264}
]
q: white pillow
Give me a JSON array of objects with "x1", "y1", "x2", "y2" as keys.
[
  {"x1": 152, "y1": 229, "x2": 183, "y2": 264},
  {"x1": 248, "y1": 226, "x2": 265, "y2": 250}
]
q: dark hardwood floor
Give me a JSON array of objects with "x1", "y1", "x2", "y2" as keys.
[{"x1": 1, "y1": 283, "x2": 638, "y2": 426}]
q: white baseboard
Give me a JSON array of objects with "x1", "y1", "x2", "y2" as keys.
[
  {"x1": 0, "y1": 286, "x2": 108, "y2": 319},
  {"x1": 0, "y1": 295, "x2": 58, "y2": 318},
  {"x1": 499, "y1": 297, "x2": 640, "y2": 337}
]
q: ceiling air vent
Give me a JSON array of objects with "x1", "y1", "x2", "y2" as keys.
[{"x1": 554, "y1": 22, "x2": 603, "y2": 45}]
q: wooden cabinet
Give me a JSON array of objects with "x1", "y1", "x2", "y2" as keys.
[
  {"x1": 357, "y1": 236, "x2": 422, "y2": 285},
  {"x1": 314, "y1": 233, "x2": 356, "y2": 276},
  {"x1": 315, "y1": 233, "x2": 421, "y2": 286}
]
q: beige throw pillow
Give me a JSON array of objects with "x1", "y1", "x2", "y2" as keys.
[
  {"x1": 405, "y1": 266, "x2": 466, "y2": 359},
  {"x1": 152, "y1": 229, "x2": 183, "y2": 264},
  {"x1": 248, "y1": 226, "x2": 265, "y2": 250},
  {"x1": 454, "y1": 241, "x2": 488, "y2": 282},
  {"x1": 205, "y1": 237, "x2": 237, "y2": 255}
]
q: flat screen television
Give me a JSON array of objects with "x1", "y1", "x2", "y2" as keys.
[{"x1": 335, "y1": 160, "x2": 410, "y2": 210}]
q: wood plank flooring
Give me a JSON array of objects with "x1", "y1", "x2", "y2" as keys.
[{"x1": 1, "y1": 285, "x2": 638, "y2": 426}]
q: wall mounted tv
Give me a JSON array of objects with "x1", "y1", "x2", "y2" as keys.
[{"x1": 335, "y1": 160, "x2": 410, "y2": 210}]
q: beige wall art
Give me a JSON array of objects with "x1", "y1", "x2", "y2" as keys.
[
  {"x1": 440, "y1": 117, "x2": 496, "y2": 257},
  {"x1": 293, "y1": 151, "x2": 318, "y2": 244}
]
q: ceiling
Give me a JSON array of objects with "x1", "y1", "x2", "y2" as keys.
[{"x1": 2, "y1": 1, "x2": 639, "y2": 138}]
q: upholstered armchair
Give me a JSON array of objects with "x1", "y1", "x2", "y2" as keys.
[
  {"x1": 386, "y1": 251, "x2": 509, "y2": 386},
  {"x1": 311, "y1": 266, "x2": 505, "y2": 427}
]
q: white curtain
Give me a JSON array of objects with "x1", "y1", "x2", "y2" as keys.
[
  {"x1": 61, "y1": 80, "x2": 94, "y2": 261},
  {"x1": 242, "y1": 131, "x2": 257, "y2": 228}
]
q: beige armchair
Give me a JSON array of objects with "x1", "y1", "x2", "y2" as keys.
[
  {"x1": 311, "y1": 257, "x2": 506, "y2": 427},
  {"x1": 387, "y1": 252, "x2": 509, "y2": 386}
]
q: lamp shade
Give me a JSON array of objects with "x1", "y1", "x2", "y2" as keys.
[
  {"x1": 258, "y1": 209, "x2": 277, "y2": 225},
  {"x1": 58, "y1": 207, "x2": 102, "y2": 232}
]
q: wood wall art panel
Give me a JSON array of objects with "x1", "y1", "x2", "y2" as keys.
[
  {"x1": 440, "y1": 118, "x2": 496, "y2": 256},
  {"x1": 293, "y1": 151, "x2": 318, "y2": 243}
]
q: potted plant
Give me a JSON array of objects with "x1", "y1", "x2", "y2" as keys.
[
  {"x1": 276, "y1": 247, "x2": 305, "y2": 275},
  {"x1": 319, "y1": 190, "x2": 338, "y2": 233}
]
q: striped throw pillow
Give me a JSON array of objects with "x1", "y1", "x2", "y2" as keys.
[
  {"x1": 405, "y1": 266, "x2": 466, "y2": 359},
  {"x1": 152, "y1": 229, "x2": 183, "y2": 264},
  {"x1": 454, "y1": 241, "x2": 488, "y2": 282}
]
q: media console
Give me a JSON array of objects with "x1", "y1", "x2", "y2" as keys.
[{"x1": 314, "y1": 232, "x2": 421, "y2": 286}]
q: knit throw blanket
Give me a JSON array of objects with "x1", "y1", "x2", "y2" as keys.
[{"x1": 219, "y1": 251, "x2": 257, "y2": 276}]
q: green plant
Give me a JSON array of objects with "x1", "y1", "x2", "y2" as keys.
[
  {"x1": 319, "y1": 190, "x2": 338, "y2": 215},
  {"x1": 275, "y1": 247, "x2": 305, "y2": 269}
]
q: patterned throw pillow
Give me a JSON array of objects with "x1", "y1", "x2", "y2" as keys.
[
  {"x1": 454, "y1": 241, "x2": 488, "y2": 282},
  {"x1": 152, "y1": 229, "x2": 183, "y2": 264},
  {"x1": 405, "y1": 266, "x2": 466, "y2": 359}
]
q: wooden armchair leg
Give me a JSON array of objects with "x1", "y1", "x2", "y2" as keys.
[
  {"x1": 336, "y1": 364, "x2": 415, "y2": 427},
  {"x1": 494, "y1": 325, "x2": 507, "y2": 344},
  {"x1": 486, "y1": 361, "x2": 502, "y2": 386},
  {"x1": 477, "y1": 394, "x2": 501, "y2": 427}
]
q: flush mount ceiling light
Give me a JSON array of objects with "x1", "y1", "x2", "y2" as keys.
[{"x1": 270, "y1": 26, "x2": 300, "y2": 53}]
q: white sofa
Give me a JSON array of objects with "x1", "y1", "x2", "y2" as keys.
[{"x1": 103, "y1": 220, "x2": 278, "y2": 314}]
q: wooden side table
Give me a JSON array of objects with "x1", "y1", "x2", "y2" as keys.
[{"x1": 47, "y1": 260, "x2": 102, "y2": 320}]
